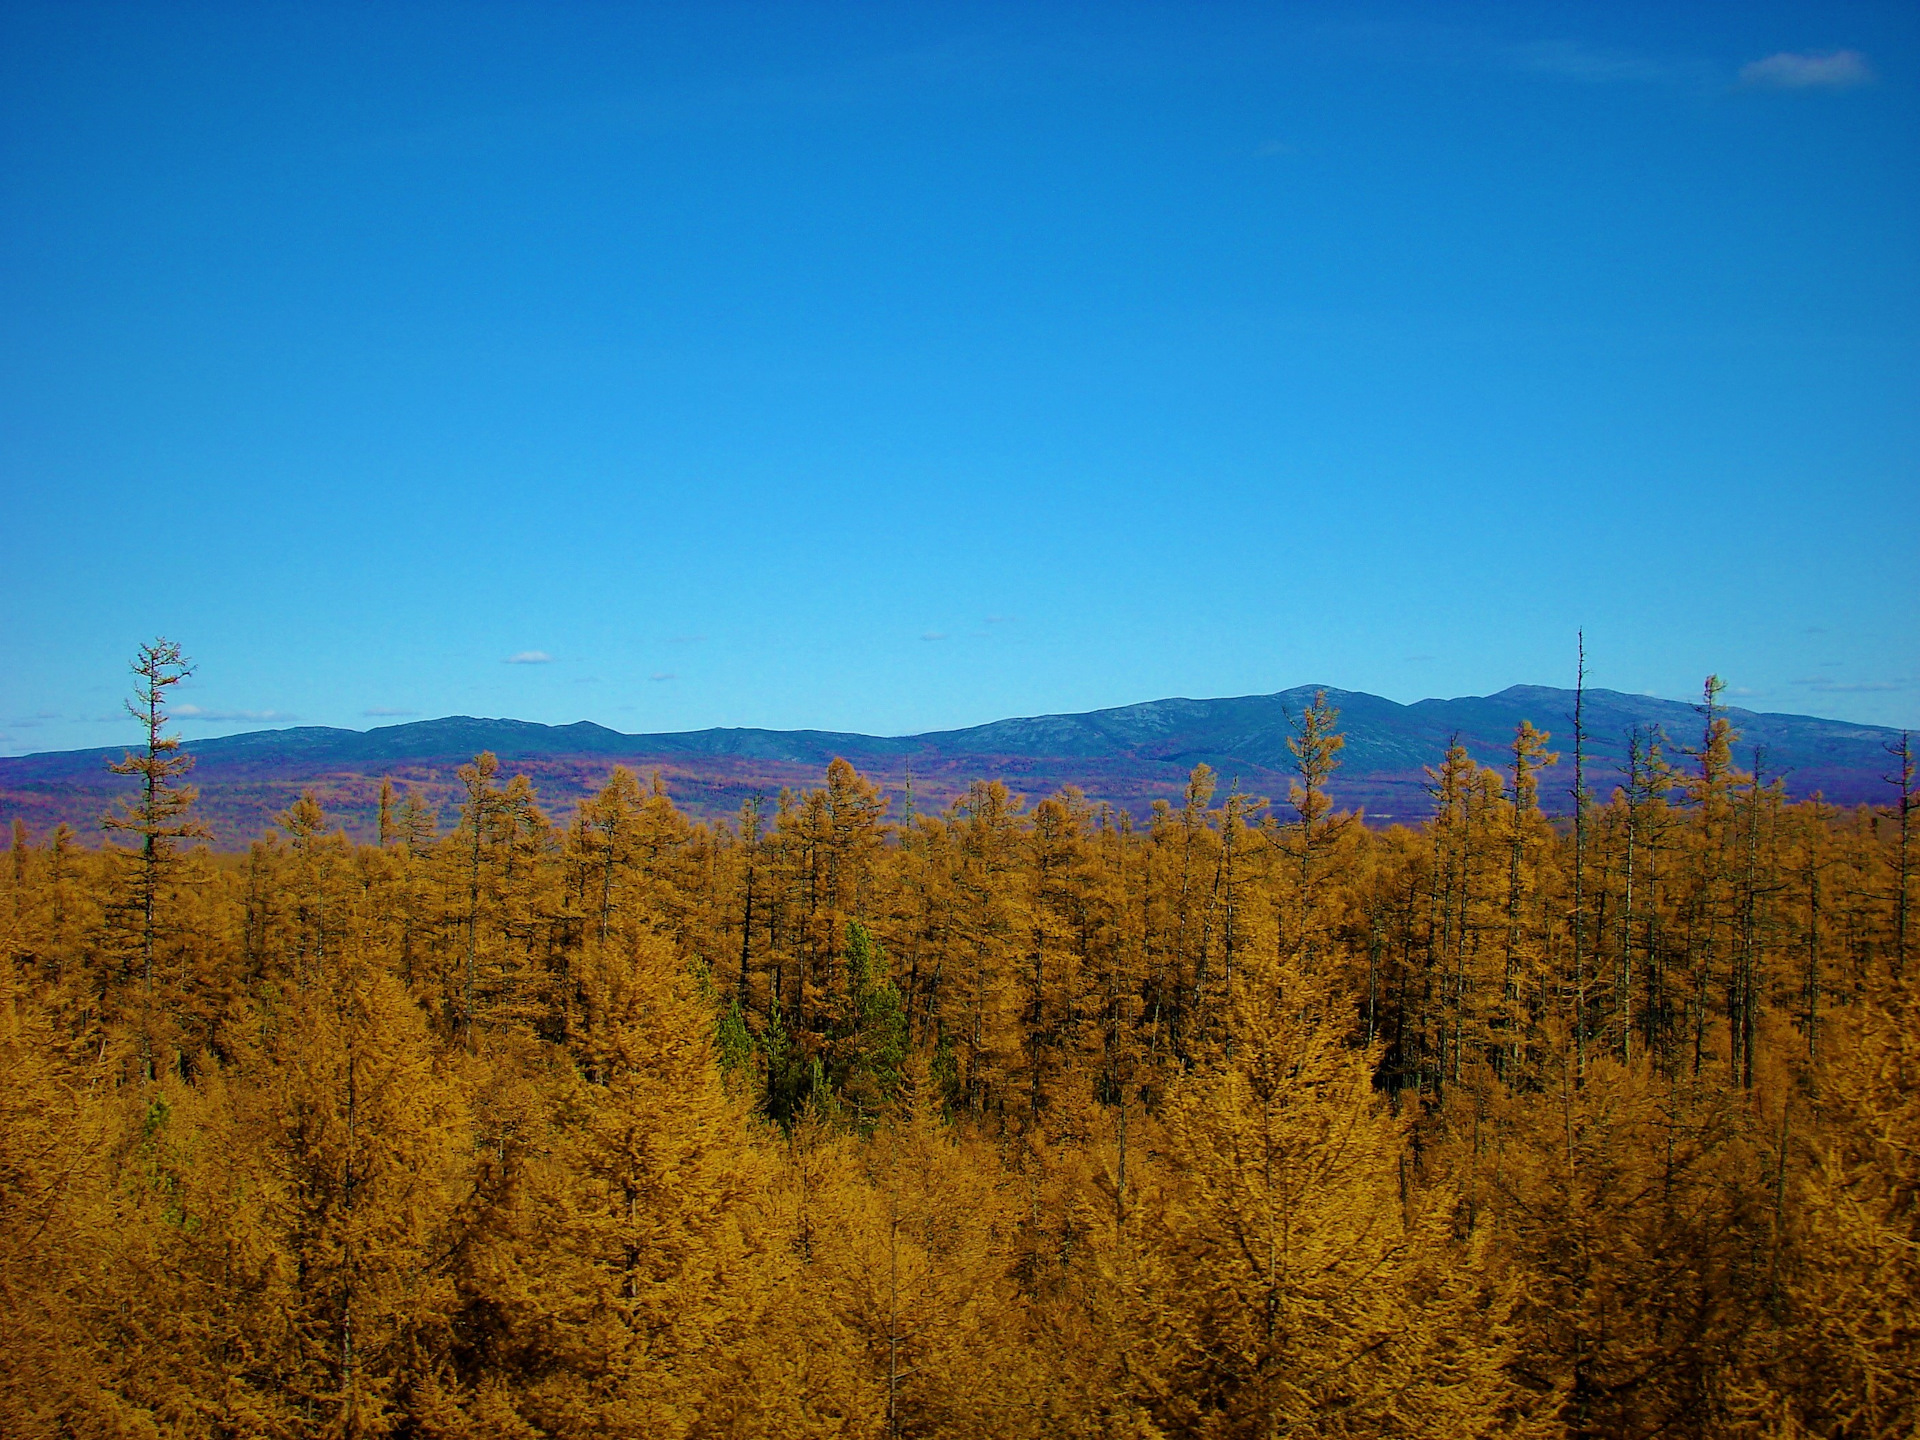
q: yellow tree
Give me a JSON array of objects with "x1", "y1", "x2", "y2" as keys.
[
  {"x1": 578, "y1": 765, "x2": 646, "y2": 947},
  {"x1": 1769, "y1": 959, "x2": 1920, "y2": 1434},
  {"x1": 1500, "y1": 719, "x2": 1559, "y2": 1084},
  {"x1": 0, "y1": 957, "x2": 124, "y2": 1437},
  {"x1": 1420, "y1": 740, "x2": 1507, "y2": 1097},
  {"x1": 847, "y1": 1085, "x2": 1032, "y2": 1438},
  {"x1": 256, "y1": 945, "x2": 471, "y2": 1434},
  {"x1": 1017, "y1": 789, "x2": 1097, "y2": 1130},
  {"x1": 488, "y1": 926, "x2": 764, "y2": 1438},
  {"x1": 1273, "y1": 689, "x2": 1350, "y2": 969},
  {"x1": 942, "y1": 780, "x2": 1026, "y2": 1118},
  {"x1": 1129, "y1": 937, "x2": 1528, "y2": 1437},
  {"x1": 729, "y1": 1073, "x2": 1033, "y2": 1439}
]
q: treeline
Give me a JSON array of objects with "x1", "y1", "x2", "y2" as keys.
[{"x1": 1, "y1": 651, "x2": 1915, "y2": 1437}]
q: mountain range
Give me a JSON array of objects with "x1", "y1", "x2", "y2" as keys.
[{"x1": 1, "y1": 685, "x2": 1906, "y2": 848}]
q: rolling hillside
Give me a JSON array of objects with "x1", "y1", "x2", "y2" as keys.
[{"x1": 0, "y1": 685, "x2": 1905, "y2": 848}]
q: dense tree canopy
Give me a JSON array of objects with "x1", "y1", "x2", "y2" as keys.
[{"x1": 1, "y1": 682, "x2": 1915, "y2": 1437}]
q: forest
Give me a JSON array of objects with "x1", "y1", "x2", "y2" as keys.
[{"x1": 2, "y1": 642, "x2": 1915, "y2": 1438}]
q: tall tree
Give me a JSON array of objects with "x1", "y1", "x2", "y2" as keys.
[
  {"x1": 1276, "y1": 689, "x2": 1349, "y2": 968},
  {"x1": 1887, "y1": 731, "x2": 1915, "y2": 976},
  {"x1": 1569, "y1": 632, "x2": 1591, "y2": 1080},
  {"x1": 102, "y1": 638, "x2": 212, "y2": 1074}
]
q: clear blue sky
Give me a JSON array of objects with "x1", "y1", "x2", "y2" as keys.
[{"x1": 3, "y1": 1, "x2": 1915, "y2": 756}]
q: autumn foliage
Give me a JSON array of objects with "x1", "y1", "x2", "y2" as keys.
[{"x1": 2, "y1": 681, "x2": 1916, "y2": 1437}]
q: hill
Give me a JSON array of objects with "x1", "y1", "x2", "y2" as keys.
[{"x1": 0, "y1": 685, "x2": 1905, "y2": 848}]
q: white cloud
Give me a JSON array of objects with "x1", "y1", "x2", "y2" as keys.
[
  {"x1": 921, "y1": 632, "x2": 948, "y2": 642},
  {"x1": 1739, "y1": 50, "x2": 1872, "y2": 90},
  {"x1": 1505, "y1": 39, "x2": 1703, "y2": 87},
  {"x1": 649, "y1": 672, "x2": 677, "y2": 682},
  {"x1": 504, "y1": 650, "x2": 553, "y2": 665},
  {"x1": 174, "y1": 705, "x2": 298, "y2": 723},
  {"x1": 1792, "y1": 676, "x2": 1906, "y2": 693}
]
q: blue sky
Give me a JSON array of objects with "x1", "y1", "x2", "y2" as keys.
[{"x1": 2, "y1": 1, "x2": 1915, "y2": 755}]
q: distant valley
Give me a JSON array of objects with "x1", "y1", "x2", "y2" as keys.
[{"x1": 0, "y1": 685, "x2": 1906, "y2": 847}]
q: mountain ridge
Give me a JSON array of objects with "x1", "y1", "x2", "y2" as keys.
[{"x1": 2, "y1": 684, "x2": 1906, "y2": 847}]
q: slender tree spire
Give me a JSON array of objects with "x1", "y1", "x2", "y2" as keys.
[
  {"x1": 1284, "y1": 688, "x2": 1347, "y2": 965},
  {"x1": 1569, "y1": 632, "x2": 1590, "y2": 1081},
  {"x1": 103, "y1": 637, "x2": 211, "y2": 1074},
  {"x1": 377, "y1": 777, "x2": 398, "y2": 848},
  {"x1": 1888, "y1": 732, "x2": 1915, "y2": 976}
]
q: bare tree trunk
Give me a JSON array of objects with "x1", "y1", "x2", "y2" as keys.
[{"x1": 1571, "y1": 631, "x2": 1588, "y2": 1084}]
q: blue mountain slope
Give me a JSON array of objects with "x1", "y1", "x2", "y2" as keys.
[
  {"x1": 7, "y1": 684, "x2": 1902, "y2": 780},
  {"x1": 2, "y1": 685, "x2": 1905, "y2": 844}
]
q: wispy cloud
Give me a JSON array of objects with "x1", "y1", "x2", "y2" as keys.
[
  {"x1": 175, "y1": 704, "x2": 298, "y2": 723},
  {"x1": 1793, "y1": 677, "x2": 1907, "y2": 693},
  {"x1": 1338, "y1": 21, "x2": 1874, "y2": 98},
  {"x1": 1503, "y1": 38, "x2": 1707, "y2": 87},
  {"x1": 667, "y1": 634, "x2": 706, "y2": 645},
  {"x1": 921, "y1": 632, "x2": 948, "y2": 642},
  {"x1": 504, "y1": 650, "x2": 553, "y2": 665},
  {"x1": 984, "y1": 615, "x2": 1017, "y2": 625},
  {"x1": 1326, "y1": 20, "x2": 1703, "y2": 88},
  {"x1": 649, "y1": 672, "x2": 677, "y2": 683},
  {"x1": 370, "y1": 32, "x2": 1050, "y2": 166},
  {"x1": 363, "y1": 707, "x2": 418, "y2": 717},
  {"x1": 1740, "y1": 50, "x2": 1873, "y2": 90}
]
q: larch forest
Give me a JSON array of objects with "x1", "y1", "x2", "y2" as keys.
[{"x1": 2, "y1": 640, "x2": 1916, "y2": 1439}]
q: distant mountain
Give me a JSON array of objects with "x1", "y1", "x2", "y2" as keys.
[{"x1": 1, "y1": 686, "x2": 1905, "y2": 848}]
